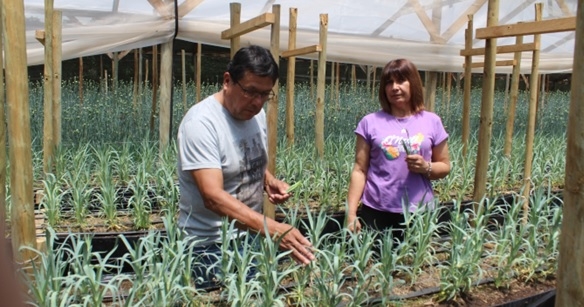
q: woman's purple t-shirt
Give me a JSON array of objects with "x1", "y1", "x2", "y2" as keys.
[{"x1": 355, "y1": 110, "x2": 448, "y2": 213}]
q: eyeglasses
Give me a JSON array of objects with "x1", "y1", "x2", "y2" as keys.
[{"x1": 234, "y1": 80, "x2": 275, "y2": 100}]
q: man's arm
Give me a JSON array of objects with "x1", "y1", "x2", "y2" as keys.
[{"x1": 191, "y1": 168, "x2": 315, "y2": 264}]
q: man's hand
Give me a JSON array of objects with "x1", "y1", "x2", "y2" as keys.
[
  {"x1": 274, "y1": 222, "x2": 315, "y2": 265},
  {"x1": 265, "y1": 178, "x2": 292, "y2": 204}
]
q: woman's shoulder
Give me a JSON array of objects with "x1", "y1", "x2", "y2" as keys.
[{"x1": 417, "y1": 110, "x2": 442, "y2": 121}]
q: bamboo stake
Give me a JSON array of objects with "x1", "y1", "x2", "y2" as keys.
[
  {"x1": 181, "y1": 49, "x2": 187, "y2": 110},
  {"x1": 351, "y1": 64, "x2": 356, "y2": 91},
  {"x1": 503, "y1": 35, "x2": 523, "y2": 158},
  {"x1": 138, "y1": 48, "x2": 143, "y2": 104},
  {"x1": 196, "y1": 43, "x2": 201, "y2": 103},
  {"x1": 309, "y1": 60, "x2": 314, "y2": 100},
  {"x1": 371, "y1": 66, "x2": 377, "y2": 101},
  {"x1": 149, "y1": 45, "x2": 158, "y2": 135},
  {"x1": 446, "y1": 72, "x2": 452, "y2": 114},
  {"x1": 285, "y1": 7, "x2": 297, "y2": 148},
  {"x1": 462, "y1": 15, "x2": 473, "y2": 157},
  {"x1": 472, "y1": 0, "x2": 499, "y2": 202},
  {"x1": 79, "y1": 57, "x2": 84, "y2": 105},
  {"x1": 557, "y1": 1, "x2": 584, "y2": 303},
  {"x1": 335, "y1": 62, "x2": 340, "y2": 106},
  {"x1": 133, "y1": 49, "x2": 138, "y2": 109},
  {"x1": 315, "y1": 14, "x2": 328, "y2": 158},
  {"x1": 521, "y1": 3, "x2": 542, "y2": 222},
  {"x1": 2, "y1": 0, "x2": 36, "y2": 263},
  {"x1": 330, "y1": 61, "x2": 335, "y2": 106}
]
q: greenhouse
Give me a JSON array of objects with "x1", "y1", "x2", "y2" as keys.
[{"x1": 1, "y1": 0, "x2": 583, "y2": 306}]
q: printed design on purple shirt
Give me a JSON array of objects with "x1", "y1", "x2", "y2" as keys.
[{"x1": 380, "y1": 132, "x2": 425, "y2": 160}]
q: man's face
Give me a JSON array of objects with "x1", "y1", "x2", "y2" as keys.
[{"x1": 223, "y1": 71, "x2": 275, "y2": 121}]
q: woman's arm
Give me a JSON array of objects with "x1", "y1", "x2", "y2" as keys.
[{"x1": 346, "y1": 135, "x2": 370, "y2": 232}]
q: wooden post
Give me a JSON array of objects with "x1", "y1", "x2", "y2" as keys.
[
  {"x1": 181, "y1": 49, "x2": 187, "y2": 110},
  {"x1": 41, "y1": 0, "x2": 54, "y2": 175},
  {"x1": 503, "y1": 35, "x2": 523, "y2": 158},
  {"x1": 159, "y1": 41, "x2": 173, "y2": 153},
  {"x1": 264, "y1": 4, "x2": 281, "y2": 220},
  {"x1": 425, "y1": 71, "x2": 437, "y2": 112},
  {"x1": 351, "y1": 64, "x2": 356, "y2": 91},
  {"x1": 51, "y1": 11, "x2": 62, "y2": 148},
  {"x1": 472, "y1": 0, "x2": 499, "y2": 202},
  {"x1": 2, "y1": 0, "x2": 36, "y2": 263},
  {"x1": 229, "y1": 3, "x2": 241, "y2": 59},
  {"x1": 462, "y1": 15, "x2": 473, "y2": 157},
  {"x1": 285, "y1": 7, "x2": 297, "y2": 148},
  {"x1": 315, "y1": 14, "x2": 328, "y2": 158},
  {"x1": 0, "y1": 3, "x2": 6, "y2": 234},
  {"x1": 557, "y1": 0, "x2": 584, "y2": 304},
  {"x1": 330, "y1": 61, "x2": 335, "y2": 105},
  {"x1": 521, "y1": 3, "x2": 542, "y2": 221},
  {"x1": 195, "y1": 43, "x2": 202, "y2": 103}
]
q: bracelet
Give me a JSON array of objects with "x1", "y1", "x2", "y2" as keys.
[{"x1": 426, "y1": 161, "x2": 432, "y2": 178}]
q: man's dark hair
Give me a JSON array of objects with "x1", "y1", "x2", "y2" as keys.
[{"x1": 227, "y1": 45, "x2": 279, "y2": 83}]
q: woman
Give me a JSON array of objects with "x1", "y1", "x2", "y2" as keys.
[{"x1": 346, "y1": 58, "x2": 451, "y2": 245}]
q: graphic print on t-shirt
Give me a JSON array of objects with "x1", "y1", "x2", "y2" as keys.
[
  {"x1": 380, "y1": 132, "x2": 425, "y2": 160},
  {"x1": 236, "y1": 133, "x2": 266, "y2": 205}
]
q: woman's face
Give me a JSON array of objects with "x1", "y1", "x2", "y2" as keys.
[{"x1": 385, "y1": 75, "x2": 411, "y2": 109}]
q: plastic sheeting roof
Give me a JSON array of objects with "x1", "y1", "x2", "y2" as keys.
[{"x1": 22, "y1": 0, "x2": 579, "y2": 73}]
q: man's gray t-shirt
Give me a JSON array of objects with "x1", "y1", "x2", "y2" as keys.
[{"x1": 177, "y1": 95, "x2": 267, "y2": 245}]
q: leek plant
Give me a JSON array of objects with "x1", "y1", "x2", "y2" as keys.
[
  {"x1": 21, "y1": 228, "x2": 75, "y2": 307},
  {"x1": 438, "y1": 199, "x2": 490, "y2": 302},
  {"x1": 399, "y1": 202, "x2": 443, "y2": 285},
  {"x1": 39, "y1": 173, "x2": 64, "y2": 227},
  {"x1": 128, "y1": 162, "x2": 153, "y2": 230},
  {"x1": 255, "y1": 220, "x2": 296, "y2": 307}
]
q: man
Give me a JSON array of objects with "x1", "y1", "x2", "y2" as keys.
[{"x1": 177, "y1": 45, "x2": 315, "y2": 287}]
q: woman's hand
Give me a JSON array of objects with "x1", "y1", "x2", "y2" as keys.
[
  {"x1": 405, "y1": 154, "x2": 430, "y2": 175},
  {"x1": 346, "y1": 212, "x2": 362, "y2": 233}
]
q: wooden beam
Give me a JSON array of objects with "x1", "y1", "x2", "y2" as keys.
[
  {"x1": 147, "y1": 0, "x2": 171, "y2": 17},
  {"x1": 221, "y1": 13, "x2": 275, "y2": 40},
  {"x1": 178, "y1": 0, "x2": 204, "y2": 18},
  {"x1": 442, "y1": 0, "x2": 487, "y2": 42},
  {"x1": 281, "y1": 45, "x2": 321, "y2": 58},
  {"x1": 460, "y1": 42, "x2": 535, "y2": 56},
  {"x1": 410, "y1": 0, "x2": 445, "y2": 43},
  {"x1": 464, "y1": 60, "x2": 516, "y2": 69},
  {"x1": 476, "y1": 16, "x2": 576, "y2": 39}
]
